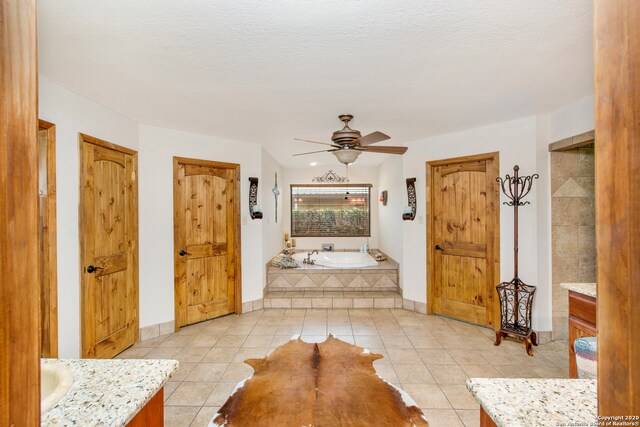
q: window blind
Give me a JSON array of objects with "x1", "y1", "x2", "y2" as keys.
[{"x1": 291, "y1": 184, "x2": 371, "y2": 237}]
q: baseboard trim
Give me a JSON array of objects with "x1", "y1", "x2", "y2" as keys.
[
  {"x1": 139, "y1": 320, "x2": 175, "y2": 341},
  {"x1": 242, "y1": 298, "x2": 264, "y2": 313}
]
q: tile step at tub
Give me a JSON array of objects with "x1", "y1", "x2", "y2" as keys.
[
  {"x1": 263, "y1": 290, "x2": 403, "y2": 309},
  {"x1": 265, "y1": 286, "x2": 399, "y2": 293}
]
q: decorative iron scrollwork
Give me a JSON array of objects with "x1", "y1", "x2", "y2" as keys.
[
  {"x1": 312, "y1": 170, "x2": 349, "y2": 184},
  {"x1": 494, "y1": 165, "x2": 539, "y2": 355},
  {"x1": 248, "y1": 177, "x2": 263, "y2": 219},
  {"x1": 403, "y1": 178, "x2": 417, "y2": 221}
]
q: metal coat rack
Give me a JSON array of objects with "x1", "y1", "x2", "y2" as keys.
[{"x1": 494, "y1": 165, "x2": 539, "y2": 356}]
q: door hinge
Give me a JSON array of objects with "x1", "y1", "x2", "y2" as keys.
[{"x1": 131, "y1": 171, "x2": 136, "y2": 181}]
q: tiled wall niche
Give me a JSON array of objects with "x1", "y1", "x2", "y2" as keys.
[{"x1": 551, "y1": 146, "x2": 596, "y2": 340}]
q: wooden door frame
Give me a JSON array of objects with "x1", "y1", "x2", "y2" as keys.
[
  {"x1": 173, "y1": 156, "x2": 242, "y2": 331},
  {"x1": 39, "y1": 119, "x2": 58, "y2": 357},
  {"x1": 425, "y1": 151, "x2": 500, "y2": 328},
  {"x1": 79, "y1": 133, "x2": 139, "y2": 357}
]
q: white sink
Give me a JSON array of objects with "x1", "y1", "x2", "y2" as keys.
[{"x1": 41, "y1": 361, "x2": 73, "y2": 413}]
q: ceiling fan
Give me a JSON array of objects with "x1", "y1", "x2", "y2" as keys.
[{"x1": 293, "y1": 114, "x2": 408, "y2": 165}]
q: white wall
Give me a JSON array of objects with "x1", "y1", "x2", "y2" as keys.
[
  {"x1": 261, "y1": 149, "x2": 285, "y2": 287},
  {"x1": 281, "y1": 166, "x2": 379, "y2": 251},
  {"x1": 400, "y1": 117, "x2": 549, "y2": 329},
  {"x1": 377, "y1": 156, "x2": 405, "y2": 265},
  {"x1": 138, "y1": 125, "x2": 263, "y2": 329},
  {"x1": 39, "y1": 77, "x2": 140, "y2": 358},
  {"x1": 534, "y1": 95, "x2": 594, "y2": 334}
]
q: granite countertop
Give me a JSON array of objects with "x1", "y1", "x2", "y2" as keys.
[
  {"x1": 42, "y1": 358, "x2": 179, "y2": 427},
  {"x1": 466, "y1": 378, "x2": 597, "y2": 427},
  {"x1": 560, "y1": 282, "x2": 596, "y2": 298}
]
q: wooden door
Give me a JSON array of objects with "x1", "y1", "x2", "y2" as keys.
[
  {"x1": 173, "y1": 157, "x2": 241, "y2": 330},
  {"x1": 427, "y1": 152, "x2": 500, "y2": 327},
  {"x1": 80, "y1": 134, "x2": 139, "y2": 358},
  {"x1": 39, "y1": 120, "x2": 58, "y2": 358}
]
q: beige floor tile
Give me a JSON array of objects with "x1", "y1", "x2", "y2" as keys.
[
  {"x1": 456, "y1": 409, "x2": 481, "y2": 427},
  {"x1": 408, "y1": 335, "x2": 443, "y2": 349},
  {"x1": 204, "y1": 381, "x2": 239, "y2": 406},
  {"x1": 271, "y1": 335, "x2": 296, "y2": 347},
  {"x1": 115, "y1": 346, "x2": 152, "y2": 359},
  {"x1": 166, "y1": 381, "x2": 217, "y2": 406},
  {"x1": 242, "y1": 335, "x2": 274, "y2": 348},
  {"x1": 447, "y1": 349, "x2": 490, "y2": 365},
  {"x1": 459, "y1": 364, "x2": 503, "y2": 378},
  {"x1": 335, "y1": 335, "x2": 355, "y2": 344},
  {"x1": 222, "y1": 325, "x2": 254, "y2": 335},
  {"x1": 326, "y1": 325, "x2": 353, "y2": 335},
  {"x1": 164, "y1": 406, "x2": 199, "y2": 427},
  {"x1": 184, "y1": 363, "x2": 229, "y2": 382},
  {"x1": 250, "y1": 325, "x2": 278, "y2": 336},
  {"x1": 174, "y1": 346, "x2": 210, "y2": 363},
  {"x1": 394, "y1": 364, "x2": 436, "y2": 384},
  {"x1": 164, "y1": 381, "x2": 180, "y2": 402},
  {"x1": 386, "y1": 348, "x2": 423, "y2": 364},
  {"x1": 170, "y1": 362, "x2": 197, "y2": 382},
  {"x1": 191, "y1": 406, "x2": 220, "y2": 426},
  {"x1": 301, "y1": 335, "x2": 328, "y2": 343},
  {"x1": 401, "y1": 384, "x2": 452, "y2": 409},
  {"x1": 302, "y1": 325, "x2": 327, "y2": 335},
  {"x1": 189, "y1": 334, "x2": 221, "y2": 348},
  {"x1": 134, "y1": 335, "x2": 169, "y2": 347},
  {"x1": 351, "y1": 325, "x2": 378, "y2": 335},
  {"x1": 440, "y1": 384, "x2": 480, "y2": 410},
  {"x1": 214, "y1": 335, "x2": 247, "y2": 348},
  {"x1": 417, "y1": 349, "x2": 455, "y2": 365},
  {"x1": 275, "y1": 324, "x2": 303, "y2": 335},
  {"x1": 429, "y1": 364, "x2": 469, "y2": 384},
  {"x1": 234, "y1": 347, "x2": 269, "y2": 362},
  {"x1": 201, "y1": 347, "x2": 239, "y2": 363},
  {"x1": 144, "y1": 347, "x2": 182, "y2": 359},
  {"x1": 354, "y1": 335, "x2": 384, "y2": 348},
  {"x1": 221, "y1": 362, "x2": 254, "y2": 381},
  {"x1": 374, "y1": 363, "x2": 399, "y2": 383},
  {"x1": 159, "y1": 334, "x2": 196, "y2": 348},
  {"x1": 382, "y1": 335, "x2": 414, "y2": 349},
  {"x1": 422, "y1": 408, "x2": 464, "y2": 427},
  {"x1": 494, "y1": 364, "x2": 539, "y2": 378},
  {"x1": 531, "y1": 365, "x2": 568, "y2": 378}
]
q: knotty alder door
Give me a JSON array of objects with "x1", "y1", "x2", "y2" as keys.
[
  {"x1": 80, "y1": 134, "x2": 139, "y2": 358},
  {"x1": 427, "y1": 152, "x2": 500, "y2": 328},
  {"x1": 173, "y1": 157, "x2": 241, "y2": 330}
]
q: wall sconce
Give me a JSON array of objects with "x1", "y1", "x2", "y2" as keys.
[
  {"x1": 402, "y1": 178, "x2": 416, "y2": 221},
  {"x1": 248, "y1": 177, "x2": 263, "y2": 219}
]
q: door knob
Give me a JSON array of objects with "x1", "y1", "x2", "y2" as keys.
[
  {"x1": 178, "y1": 250, "x2": 189, "y2": 256},
  {"x1": 435, "y1": 245, "x2": 442, "y2": 251},
  {"x1": 86, "y1": 265, "x2": 102, "y2": 273}
]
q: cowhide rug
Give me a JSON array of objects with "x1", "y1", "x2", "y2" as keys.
[{"x1": 209, "y1": 334, "x2": 429, "y2": 427}]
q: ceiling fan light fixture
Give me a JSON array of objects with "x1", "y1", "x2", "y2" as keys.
[{"x1": 332, "y1": 149, "x2": 361, "y2": 165}]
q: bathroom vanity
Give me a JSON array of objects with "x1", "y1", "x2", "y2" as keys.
[
  {"x1": 41, "y1": 358, "x2": 178, "y2": 426},
  {"x1": 467, "y1": 378, "x2": 597, "y2": 427},
  {"x1": 560, "y1": 282, "x2": 596, "y2": 378}
]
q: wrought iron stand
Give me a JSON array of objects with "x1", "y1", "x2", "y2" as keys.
[{"x1": 494, "y1": 165, "x2": 539, "y2": 356}]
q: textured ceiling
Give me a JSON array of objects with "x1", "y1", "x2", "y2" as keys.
[{"x1": 38, "y1": 0, "x2": 593, "y2": 167}]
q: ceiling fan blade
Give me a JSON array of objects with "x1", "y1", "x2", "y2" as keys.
[
  {"x1": 294, "y1": 138, "x2": 338, "y2": 147},
  {"x1": 354, "y1": 131, "x2": 390, "y2": 146},
  {"x1": 293, "y1": 149, "x2": 339, "y2": 156},
  {"x1": 357, "y1": 145, "x2": 408, "y2": 155}
]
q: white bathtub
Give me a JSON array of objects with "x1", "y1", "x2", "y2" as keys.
[{"x1": 292, "y1": 251, "x2": 378, "y2": 268}]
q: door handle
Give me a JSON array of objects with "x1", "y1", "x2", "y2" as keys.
[
  {"x1": 178, "y1": 250, "x2": 190, "y2": 257},
  {"x1": 435, "y1": 245, "x2": 442, "y2": 251},
  {"x1": 86, "y1": 265, "x2": 103, "y2": 273}
]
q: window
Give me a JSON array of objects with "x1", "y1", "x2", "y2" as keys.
[{"x1": 291, "y1": 184, "x2": 371, "y2": 237}]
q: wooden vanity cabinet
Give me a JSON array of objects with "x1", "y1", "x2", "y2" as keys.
[
  {"x1": 127, "y1": 388, "x2": 164, "y2": 426},
  {"x1": 568, "y1": 291, "x2": 597, "y2": 378}
]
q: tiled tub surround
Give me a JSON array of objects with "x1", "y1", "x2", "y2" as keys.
[
  {"x1": 551, "y1": 147, "x2": 595, "y2": 340},
  {"x1": 466, "y1": 378, "x2": 596, "y2": 427},
  {"x1": 265, "y1": 251, "x2": 402, "y2": 309},
  {"x1": 42, "y1": 358, "x2": 178, "y2": 426}
]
